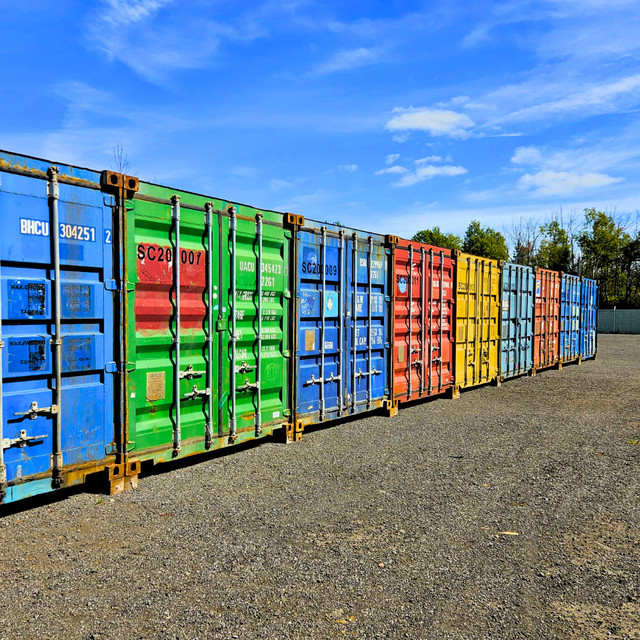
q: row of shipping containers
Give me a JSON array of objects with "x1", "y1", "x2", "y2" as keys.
[{"x1": 0, "y1": 150, "x2": 598, "y2": 506}]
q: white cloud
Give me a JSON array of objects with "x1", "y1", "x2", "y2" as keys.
[
  {"x1": 386, "y1": 107, "x2": 475, "y2": 138},
  {"x1": 392, "y1": 133, "x2": 411, "y2": 143},
  {"x1": 415, "y1": 155, "x2": 443, "y2": 165},
  {"x1": 511, "y1": 146, "x2": 545, "y2": 166},
  {"x1": 375, "y1": 165, "x2": 408, "y2": 175},
  {"x1": 339, "y1": 164, "x2": 359, "y2": 172},
  {"x1": 395, "y1": 164, "x2": 468, "y2": 187},
  {"x1": 517, "y1": 171, "x2": 623, "y2": 196},
  {"x1": 386, "y1": 153, "x2": 400, "y2": 165},
  {"x1": 501, "y1": 74, "x2": 640, "y2": 124},
  {"x1": 315, "y1": 47, "x2": 380, "y2": 74}
]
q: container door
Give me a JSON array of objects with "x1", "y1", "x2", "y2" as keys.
[
  {"x1": 560, "y1": 275, "x2": 580, "y2": 361},
  {"x1": 501, "y1": 264, "x2": 517, "y2": 378},
  {"x1": 347, "y1": 234, "x2": 388, "y2": 413},
  {"x1": 502, "y1": 264, "x2": 535, "y2": 379},
  {"x1": 392, "y1": 244, "x2": 424, "y2": 401},
  {"x1": 393, "y1": 244, "x2": 454, "y2": 401},
  {"x1": 127, "y1": 188, "x2": 289, "y2": 461},
  {"x1": 457, "y1": 255, "x2": 500, "y2": 388},
  {"x1": 296, "y1": 228, "x2": 344, "y2": 423},
  {"x1": 580, "y1": 278, "x2": 597, "y2": 358},
  {"x1": 0, "y1": 160, "x2": 114, "y2": 501},
  {"x1": 534, "y1": 270, "x2": 559, "y2": 369},
  {"x1": 296, "y1": 228, "x2": 388, "y2": 423},
  {"x1": 522, "y1": 267, "x2": 535, "y2": 373}
]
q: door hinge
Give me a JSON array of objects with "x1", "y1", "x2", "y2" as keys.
[
  {"x1": 105, "y1": 280, "x2": 135, "y2": 292},
  {"x1": 105, "y1": 362, "x2": 136, "y2": 373}
]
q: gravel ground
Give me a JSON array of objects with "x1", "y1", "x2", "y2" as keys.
[{"x1": 0, "y1": 334, "x2": 638, "y2": 640}]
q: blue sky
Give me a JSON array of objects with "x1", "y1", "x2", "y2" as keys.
[{"x1": 2, "y1": 0, "x2": 639, "y2": 240}]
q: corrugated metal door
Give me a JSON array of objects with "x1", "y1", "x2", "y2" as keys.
[
  {"x1": 560, "y1": 273, "x2": 580, "y2": 362},
  {"x1": 392, "y1": 240, "x2": 454, "y2": 404},
  {"x1": 125, "y1": 182, "x2": 290, "y2": 465},
  {"x1": 500, "y1": 263, "x2": 535, "y2": 379},
  {"x1": 455, "y1": 253, "x2": 500, "y2": 390},
  {"x1": 533, "y1": 268, "x2": 560, "y2": 370},
  {"x1": 580, "y1": 277, "x2": 598, "y2": 359},
  {"x1": 295, "y1": 222, "x2": 389, "y2": 427},
  {"x1": 0, "y1": 151, "x2": 115, "y2": 504}
]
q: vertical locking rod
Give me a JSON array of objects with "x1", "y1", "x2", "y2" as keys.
[
  {"x1": 439, "y1": 251, "x2": 444, "y2": 391},
  {"x1": 428, "y1": 248, "x2": 433, "y2": 394},
  {"x1": 320, "y1": 226, "x2": 327, "y2": 420},
  {"x1": 420, "y1": 247, "x2": 426, "y2": 395},
  {"x1": 48, "y1": 166, "x2": 63, "y2": 486},
  {"x1": 204, "y1": 203, "x2": 214, "y2": 448},
  {"x1": 367, "y1": 236, "x2": 373, "y2": 407},
  {"x1": 338, "y1": 230, "x2": 345, "y2": 415},
  {"x1": 464, "y1": 256, "x2": 471, "y2": 389},
  {"x1": 408, "y1": 244, "x2": 413, "y2": 398},
  {"x1": 229, "y1": 206, "x2": 237, "y2": 439},
  {"x1": 255, "y1": 213, "x2": 263, "y2": 436},
  {"x1": 351, "y1": 233, "x2": 358, "y2": 412},
  {"x1": 0, "y1": 258, "x2": 5, "y2": 496},
  {"x1": 171, "y1": 195, "x2": 181, "y2": 455}
]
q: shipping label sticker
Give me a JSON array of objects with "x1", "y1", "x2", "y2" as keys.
[
  {"x1": 146, "y1": 371, "x2": 166, "y2": 402},
  {"x1": 305, "y1": 329, "x2": 316, "y2": 352}
]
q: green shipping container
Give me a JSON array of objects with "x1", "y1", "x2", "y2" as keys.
[{"x1": 122, "y1": 178, "x2": 292, "y2": 468}]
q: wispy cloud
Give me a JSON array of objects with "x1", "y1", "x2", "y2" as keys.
[
  {"x1": 315, "y1": 47, "x2": 381, "y2": 74},
  {"x1": 338, "y1": 163, "x2": 359, "y2": 172},
  {"x1": 375, "y1": 165, "x2": 408, "y2": 175},
  {"x1": 386, "y1": 153, "x2": 400, "y2": 165},
  {"x1": 386, "y1": 107, "x2": 475, "y2": 138},
  {"x1": 508, "y1": 140, "x2": 634, "y2": 196},
  {"x1": 395, "y1": 164, "x2": 468, "y2": 187},
  {"x1": 517, "y1": 170, "x2": 623, "y2": 196}
]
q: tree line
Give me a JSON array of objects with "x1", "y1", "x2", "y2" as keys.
[{"x1": 412, "y1": 208, "x2": 640, "y2": 308}]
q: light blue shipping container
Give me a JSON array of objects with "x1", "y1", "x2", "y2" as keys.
[
  {"x1": 500, "y1": 262, "x2": 535, "y2": 379},
  {"x1": 0, "y1": 150, "x2": 116, "y2": 504},
  {"x1": 580, "y1": 277, "x2": 598, "y2": 359},
  {"x1": 559, "y1": 273, "x2": 581, "y2": 362},
  {"x1": 294, "y1": 220, "x2": 390, "y2": 432}
]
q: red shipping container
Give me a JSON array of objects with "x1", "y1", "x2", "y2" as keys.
[
  {"x1": 533, "y1": 268, "x2": 560, "y2": 371},
  {"x1": 390, "y1": 239, "x2": 455, "y2": 412}
]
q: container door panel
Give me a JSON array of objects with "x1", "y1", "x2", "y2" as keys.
[
  {"x1": 456, "y1": 253, "x2": 500, "y2": 389},
  {"x1": 0, "y1": 160, "x2": 114, "y2": 503},
  {"x1": 580, "y1": 278, "x2": 597, "y2": 359},
  {"x1": 500, "y1": 264, "x2": 534, "y2": 379},
  {"x1": 295, "y1": 225, "x2": 389, "y2": 426}
]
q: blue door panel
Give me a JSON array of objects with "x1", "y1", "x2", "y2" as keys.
[
  {"x1": 560, "y1": 274, "x2": 581, "y2": 362},
  {"x1": 580, "y1": 278, "x2": 597, "y2": 359},
  {"x1": 500, "y1": 263, "x2": 534, "y2": 379},
  {"x1": 0, "y1": 151, "x2": 115, "y2": 504},
  {"x1": 295, "y1": 223, "x2": 390, "y2": 424}
]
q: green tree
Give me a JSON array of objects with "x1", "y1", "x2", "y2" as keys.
[
  {"x1": 579, "y1": 208, "x2": 631, "y2": 305},
  {"x1": 537, "y1": 220, "x2": 571, "y2": 272},
  {"x1": 462, "y1": 220, "x2": 509, "y2": 261},
  {"x1": 411, "y1": 226, "x2": 462, "y2": 251}
]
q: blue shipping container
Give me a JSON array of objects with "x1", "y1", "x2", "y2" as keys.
[
  {"x1": 500, "y1": 262, "x2": 535, "y2": 379},
  {"x1": 0, "y1": 150, "x2": 116, "y2": 504},
  {"x1": 580, "y1": 277, "x2": 598, "y2": 359},
  {"x1": 559, "y1": 273, "x2": 581, "y2": 363},
  {"x1": 294, "y1": 221, "x2": 390, "y2": 430}
]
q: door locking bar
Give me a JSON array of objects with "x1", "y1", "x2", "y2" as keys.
[
  {"x1": 14, "y1": 401, "x2": 59, "y2": 421},
  {"x1": 184, "y1": 385, "x2": 210, "y2": 401},
  {"x1": 179, "y1": 364, "x2": 205, "y2": 380},
  {"x1": 2, "y1": 430, "x2": 49, "y2": 450}
]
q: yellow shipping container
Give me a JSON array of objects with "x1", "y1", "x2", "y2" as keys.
[{"x1": 454, "y1": 252, "x2": 501, "y2": 391}]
